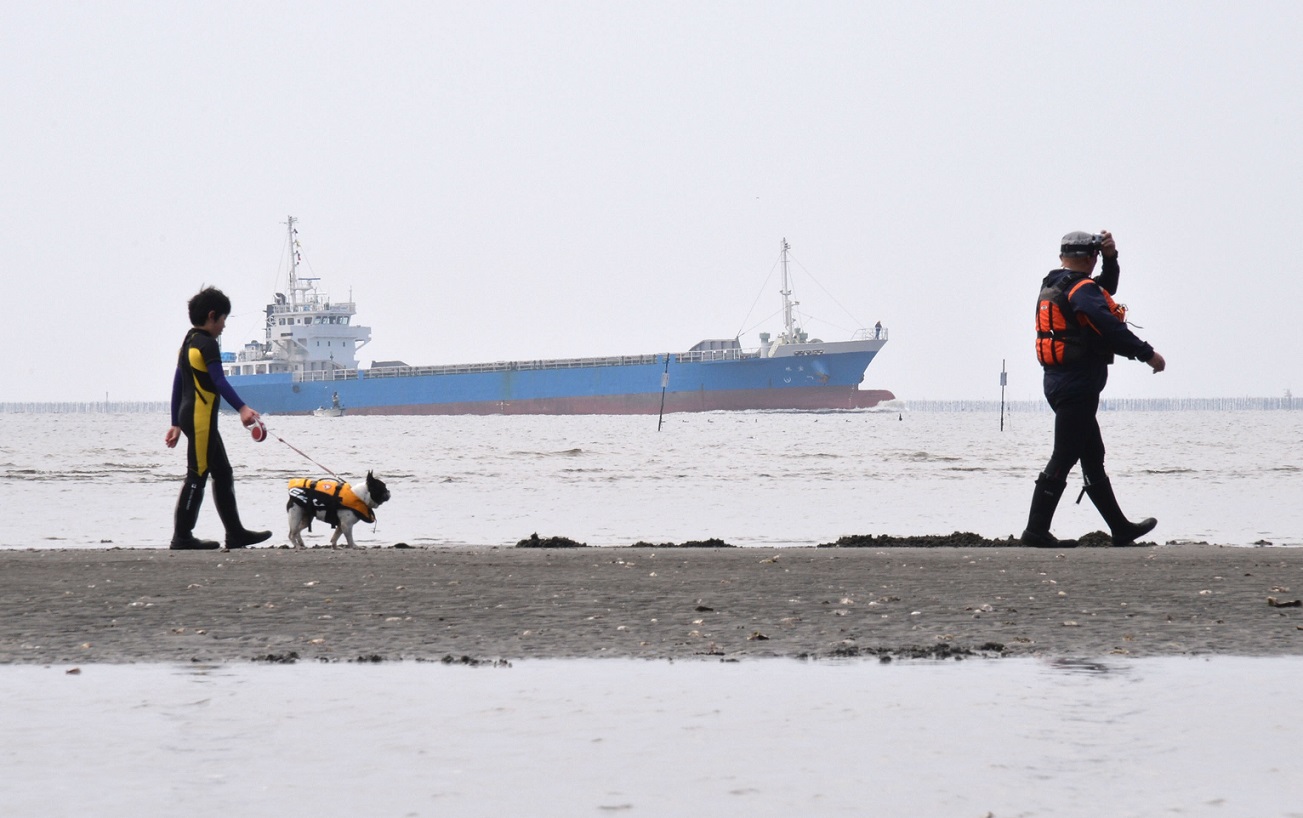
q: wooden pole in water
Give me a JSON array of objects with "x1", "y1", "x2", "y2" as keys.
[
  {"x1": 999, "y1": 359, "x2": 1007, "y2": 431},
  {"x1": 657, "y1": 354, "x2": 671, "y2": 431}
]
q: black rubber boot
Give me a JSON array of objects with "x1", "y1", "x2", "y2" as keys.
[
  {"x1": 171, "y1": 474, "x2": 220, "y2": 550},
  {"x1": 1020, "y1": 474, "x2": 1078, "y2": 548},
  {"x1": 212, "y1": 475, "x2": 271, "y2": 549},
  {"x1": 1084, "y1": 477, "x2": 1157, "y2": 547}
]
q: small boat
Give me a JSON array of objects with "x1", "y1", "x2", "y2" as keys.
[{"x1": 313, "y1": 393, "x2": 345, "y2": 417}]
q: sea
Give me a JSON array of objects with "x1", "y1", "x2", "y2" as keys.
[
  {"x1": 1, "y1": 407, "x2": 1300, "y2": 549},
  {"x1": 2, "y1": 407, "x2": 1302, "y2": 817}
]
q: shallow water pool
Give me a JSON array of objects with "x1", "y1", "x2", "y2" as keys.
[{"x1": 2, "y1": 656, "x2": 1300, "y2": 817}]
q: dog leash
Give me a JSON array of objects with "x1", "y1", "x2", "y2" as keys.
[{"x1": 269, "y1": 428, "x2": 344, "y2": 482}]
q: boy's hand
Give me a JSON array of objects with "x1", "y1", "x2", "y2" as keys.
[
  {"x1": 165, "y1": 426, "x2": 181, "y2": 448},
  {"x1": 239, "y1": 406, "x2": 260, "y2": 427}
]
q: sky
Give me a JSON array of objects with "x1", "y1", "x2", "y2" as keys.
[{"x1": 3, "y1": 1, "x2": 1300, "y2": 403}]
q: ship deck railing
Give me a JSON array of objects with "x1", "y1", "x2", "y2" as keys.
[
  {"x1": 270, "y1": 301, "x2": 356, "y2": 316},
  {"x1": 290, "y1": 348, "x2": 762, "y2": 383}
]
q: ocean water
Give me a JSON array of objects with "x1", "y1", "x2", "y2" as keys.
[
  {"x1": 0, "y1": 408, "x2": 1299, "y2": 549},
  {"x1": 3, "y1": 657, "x2": 1301, "y2": 818},
  {"x1": 2, "y1": 409, "x2": 1303, "y2": 549},
  {"x1": 4, "y1": 410, "x2": 1302, "y2": 818}
]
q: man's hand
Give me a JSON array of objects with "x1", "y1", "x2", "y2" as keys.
[
  {"x1": 165, "y1": 426, "x2": 181, "y2": 448},
  {"x1": 1147, "y1": 351, "x2": 1166, "y2": 373},
  {"x1": 1099, "y1": 230, "x2": 1118, "y2": 259},
  {"x1": 238, "y1": 405, "x2": 260, "y2": 427}
]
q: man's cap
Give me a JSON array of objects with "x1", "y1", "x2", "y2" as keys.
[{"x1": 1060, "y1": 230, "x2": 1099, "y2": 257}]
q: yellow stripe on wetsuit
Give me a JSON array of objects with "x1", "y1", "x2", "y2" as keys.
[{"x1": 189, "y1": 347, "x2": 217, "y2": 475}]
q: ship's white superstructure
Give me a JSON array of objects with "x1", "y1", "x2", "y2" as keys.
[{"x1": 228, "y1": 216, "x2": 371, "y2": 377}]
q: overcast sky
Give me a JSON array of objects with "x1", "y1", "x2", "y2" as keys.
[{"x1": 3, "y1": 1, "x2": 1300, "y2": 403}]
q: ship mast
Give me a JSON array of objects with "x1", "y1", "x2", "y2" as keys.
[
  {"x1": 780, "y1": 237, "x2": 797, "y2": 342},
  {"x1": 286, "y1": 215, "x2": 300, "y2": 307}
]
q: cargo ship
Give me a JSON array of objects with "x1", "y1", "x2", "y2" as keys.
[{"x1": 224, "y1": 218, "x2": 892, "y2": 415}]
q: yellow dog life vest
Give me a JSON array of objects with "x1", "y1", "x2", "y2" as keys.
[{"x1": 288, "y1": 478, "x2": 376, "y2": 525}]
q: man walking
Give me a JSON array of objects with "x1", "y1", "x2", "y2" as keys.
[{"x1": 1022, "y1": 230, "x2": 1166, "y2": 548}]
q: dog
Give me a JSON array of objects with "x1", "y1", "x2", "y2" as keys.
[{"x1": 286, "y1": 471, "x2": 390, "y2": 548}]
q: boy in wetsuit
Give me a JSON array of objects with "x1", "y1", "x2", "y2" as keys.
[{"x1": 165, "y1": 287, "x2": 271, "y2": 550}]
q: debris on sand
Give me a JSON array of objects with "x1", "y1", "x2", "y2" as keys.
[
  {"x1": 810, "y1": 642, "x2": 1007, "y2": 661},
  {"x1": 434, "y1": 655, "x2": 512, "y2": 667},
  {"x1": 252, "y1": 651, "x2": 301, "y2": 664},
  {"x1": 819, "y1": 532, "x2": 1010, "y2": 548},
  {"x1": 819, "y1": 531, "x2": 1158, "y2": 548},
  {"x1": 628, "y1": 538, "x2": 736, "y2": 548},
  {"x1": 516, "y1": 533, "x2": 588, "y2": 548},
  {"x1": 1076, "y1": 530, "x2": 1155, "y2": 548}
]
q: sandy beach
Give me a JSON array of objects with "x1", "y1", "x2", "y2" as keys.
[{"x1": 2, "y1": 543, "x2": 1301, "y2": 664}]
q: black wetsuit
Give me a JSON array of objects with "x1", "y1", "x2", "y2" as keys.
[{"x1": 1039, "y1": 255, "x2": 1154, "y2": 484}]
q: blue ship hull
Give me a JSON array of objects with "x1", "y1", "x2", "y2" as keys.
[
  {"x1": 229, "y1": 347, "x2": 892, "y2": 416},
  {"x1": 228, "y1": 226, "x2": 891, "y2": 416}
]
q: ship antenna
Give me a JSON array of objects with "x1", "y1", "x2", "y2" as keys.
[
  {"x1": 286, "y1": 215, "x2": 299, "y2": 307},
  {"x1": 780, "y1": 237, "x2": 795, "y2": 342}
]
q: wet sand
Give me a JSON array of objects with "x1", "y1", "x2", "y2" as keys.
[{"x1": 2, "y1": 544, "x2": 1302, "y2": 664}]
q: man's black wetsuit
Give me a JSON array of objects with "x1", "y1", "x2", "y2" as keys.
[{"x1": 1038, "y1": 255, "x2": 1154, "y2": 485}]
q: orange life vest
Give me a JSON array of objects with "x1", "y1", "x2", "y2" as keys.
[{"x1": 1035, "y1": 276, "x2": 1127, "y2": 366}]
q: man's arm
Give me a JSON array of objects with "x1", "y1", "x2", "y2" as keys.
[
  {"x1": 1071, "y1": 282, "x2": 1153, "y2": 362},
  {"x1": 1093, "y1": 230, "x2": 1120, "y2": 294},
  {"x1": 1094, "y1": 254, "x2": 1120, "y2": 295}
]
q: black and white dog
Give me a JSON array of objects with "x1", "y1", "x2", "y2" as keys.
[{"x1": 286, "y1": 471, "x2": 390, "y2": 548}]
